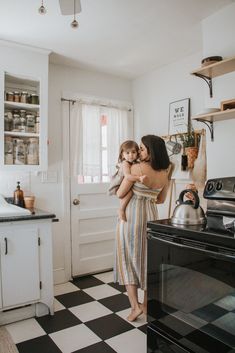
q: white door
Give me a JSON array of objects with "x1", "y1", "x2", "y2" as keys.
[
  {"x1": 0, "y1": 226, "x2": 40, "y2": 308},
  {"x1": 70, "y1": 181, "x2": 118, "y2": 276},
  {"x1": 69, "y1": 109, "x2": 119, "y2": 277}
]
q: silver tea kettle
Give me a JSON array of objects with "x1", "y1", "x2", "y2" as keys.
[{"x1": 171, "y1": 189, "x2": 206, "y2": 225}]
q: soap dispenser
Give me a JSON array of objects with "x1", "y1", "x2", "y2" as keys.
[{"x1": 13, "y1": 181, "x2": 25, "y2": 208}]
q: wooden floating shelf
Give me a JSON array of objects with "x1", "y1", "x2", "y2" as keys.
[
  {"x1": 192, "y1": 108, "x2": 235, "y2": 123},
  {"x1": 191, "y1": 56, "x2": 235, "y2": 79}
]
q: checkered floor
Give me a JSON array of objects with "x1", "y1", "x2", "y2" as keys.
[{"x1": 5, "y1": 271, "x2": 147, "y2": 353}]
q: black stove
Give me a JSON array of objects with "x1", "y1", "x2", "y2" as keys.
[
  {"x1": 147, "y1": 177, "x2": 235, "y2": 353},
  {"x1": 148, "y1": 176, "x2": 235, "y2": 246}
]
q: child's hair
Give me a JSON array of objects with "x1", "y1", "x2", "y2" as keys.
[{"x1": 118, "y1": 140, "x2": 139, "y2": 163}]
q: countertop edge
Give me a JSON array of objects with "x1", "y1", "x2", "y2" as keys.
[{"x1": 0, "y1": 208, "x2": 56, "y2": 223}]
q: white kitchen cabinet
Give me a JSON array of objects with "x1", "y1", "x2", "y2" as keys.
[
  {"x1": 0, "y1": 226, "x2": 40, "y2": 308},
  {"x1": 0, "y1": 40, "x2": 50, "y2": 171},
  {"x1": 0, "y1": 219, "x2": 54, "y2": 324}
]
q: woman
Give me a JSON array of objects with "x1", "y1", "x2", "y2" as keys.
[{"x1": 114, "y1": 135, "x2": 170, "y2": 322}]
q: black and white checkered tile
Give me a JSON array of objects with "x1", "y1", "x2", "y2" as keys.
[{"x1": 5, "y1": 271, "x2": 147, "y2": 353}]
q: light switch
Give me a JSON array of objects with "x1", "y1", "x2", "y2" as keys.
[{"x1": 41, "y1": 171, "x2": 58, "y2": 183}]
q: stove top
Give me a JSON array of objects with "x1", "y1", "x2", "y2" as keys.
[
  {"x1": 153, "y1": 218, "x2": 234, "y2": 236},
  {"x1": 147, "y1": 218, "x2": 235, "y2": 250},
  {"x1": 148, "y1": 177, "x2": 235, "y2": 248}
]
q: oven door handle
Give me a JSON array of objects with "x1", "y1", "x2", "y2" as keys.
[{"x1": 148, "y1": 233, "x2": 235, "y2": 261}]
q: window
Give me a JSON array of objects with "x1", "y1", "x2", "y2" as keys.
[{"x1": 73, "y1": 102, "x2": 132, "y2": 184}]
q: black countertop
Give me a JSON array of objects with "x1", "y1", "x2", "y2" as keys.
[{"x1": 0, "y1": 208, "x2": 57, "y2": 223}]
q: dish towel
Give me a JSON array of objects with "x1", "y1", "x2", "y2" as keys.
[{"x1": 191, "y1": 129, "x2": 207, "y2": 187}]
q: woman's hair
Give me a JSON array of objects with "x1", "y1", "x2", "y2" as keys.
[
  {"x1": 141, "y1": 135, "x2": 170, "y2": 171},
  {"x1": 118, "y1": 140, "x2": 139, "y2": 162}
]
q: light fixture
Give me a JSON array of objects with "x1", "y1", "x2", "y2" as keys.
[
  {"x1": 38, "y1": 0, "x2": 81, "y2": 29},
  {"x1": 70, "y1": 0, "x2": 79, "y2": 28},
  {"x1": 38, "y1": 0, "x2": 47, "y2": 15}
]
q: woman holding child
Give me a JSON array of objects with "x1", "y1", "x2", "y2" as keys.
[{"x1": 113, "y1": 135, "x2": 170, "y2": 322}]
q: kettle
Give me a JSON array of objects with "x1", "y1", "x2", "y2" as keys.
[{"x1": 171, "y1": 189, "x2": 206, "y2": 226}]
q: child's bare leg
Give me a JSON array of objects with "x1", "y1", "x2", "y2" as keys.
[{"x1": 118, "y1": 190, "x2": 133, "y2": 222}]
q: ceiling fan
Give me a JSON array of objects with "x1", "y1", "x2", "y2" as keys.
[
  {"x1": 58, "y1": 0, "x2": 81, "y2": 16},
  {"x1": 38, "y1": 0, "x2": 81, "y2": 28}
]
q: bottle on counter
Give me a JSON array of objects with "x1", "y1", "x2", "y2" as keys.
[{"x1": 13, "y1": 181, "x2": 25, "y2": 208}]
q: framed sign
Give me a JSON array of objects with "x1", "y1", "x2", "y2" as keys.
[{"x1": 168, "y1": 98, "x2": 190, "y2": 135}]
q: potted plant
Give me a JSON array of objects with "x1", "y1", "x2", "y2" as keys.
[{"x1": 179, "y1": 130, "x2": 199, "y2": 169}]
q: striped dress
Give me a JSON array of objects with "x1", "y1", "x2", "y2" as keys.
[{"x1": 114, "y1": 182, "x2": 162, "y2": 290}]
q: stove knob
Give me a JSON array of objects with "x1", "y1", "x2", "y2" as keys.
[
  {"x1": 216, "y1": 181, "x2": 223, "y2": 191},
  {"x1": 207, "y1": 182, "x2": 214, "y2": 192}
]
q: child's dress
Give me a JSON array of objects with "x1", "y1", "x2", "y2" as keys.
[{"x1": 108, "y1": 162, "x2": 124, "y2": 196}]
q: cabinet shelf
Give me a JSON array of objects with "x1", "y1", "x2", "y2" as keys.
[
  {"x1": 4, "y1": 131, "x2": 39, "y2": 138},
  {"x1": 191, "y1": 55, "x2": 235, "y2": 97},
  {"x1": 192, "y1": 108, "x2": 235, "y2": 141},
  {"x1": 4, "y1": 101, "x2": 40, "y2": 111}
]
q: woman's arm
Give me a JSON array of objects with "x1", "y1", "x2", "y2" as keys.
[
  {"x1": 116, "y1": 163, "x2": 137, "y2": 198},
  {"x1": 116, "y1": 177, "x2": 134, "y2": 198}
]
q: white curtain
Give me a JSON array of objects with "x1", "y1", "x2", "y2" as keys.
[
  {"x1": 70, "y1": 101, "x2": 132, "y2": 179},
  {"x1": 105, "y1": 107, "x2": 133, "y2": 176},
  {"x1": 72, "y1": 103, "x2": 101, "y2": 177}
]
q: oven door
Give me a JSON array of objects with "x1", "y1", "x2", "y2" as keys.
[{"x1": 147, "y1": 231, "x2": 235, "y2": 353}]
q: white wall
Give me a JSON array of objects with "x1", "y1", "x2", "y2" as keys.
[
  {"x1": 132, "y1": 2, "x2": 235, "y2": 215},
  {"x1": 202, "y1": 2, "x2": 235, "y2": 178},
  {"x1": 132, "y1": 52, "x2": 205, "y2": 217},
  {"x1": 132, "y1": 51, "x2": 204, "y2": 141}
]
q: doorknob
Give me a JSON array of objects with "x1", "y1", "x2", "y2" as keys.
[{"x1": 73, "y1": 198, "x2": 80, "y2": 205}]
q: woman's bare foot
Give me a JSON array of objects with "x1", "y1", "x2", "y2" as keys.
[
  {"x1": 127, "y1": 307, "x2": 143, "y2": 322},
  {"x1": 118, "y1": 209, "x2": 127, "y2": 222},
  {"x1": 139, "y1": 303, "x2": 147, "y2": 315}
]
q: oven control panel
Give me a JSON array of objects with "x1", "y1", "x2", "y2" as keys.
[{"x1": 204, "y1": 177, "x2": 235, "y2": 200}]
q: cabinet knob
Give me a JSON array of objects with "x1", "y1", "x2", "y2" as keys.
[{"x1": 73, "y1": 198, "x2": 80, "y2": 205}]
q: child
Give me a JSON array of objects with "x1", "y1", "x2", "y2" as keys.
[{"x1": 108, "y1": 140, "x2": 146, "y2": 221}]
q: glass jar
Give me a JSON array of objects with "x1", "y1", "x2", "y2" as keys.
[
  {"x1": 20, "y1": 91, "x2": 28, "y2": 104},
  {"x1": 13, "y1": 138, "x2": 26, "y2": 165},
  {"x1": 31, "y1": 94, "x2": 39, "y2": 105},
  {"x1": 6, "y1": 92, "x2": 14, "y2": 102},
  {"x1": 27, "y1": 94, "x2": 32, "y2": 104},
  {"x1": 12, "y1": 113, "x2": 21, "y2": 131},
  {"x1": 26, "y1": 114, "x2": 35, "y2": 133},
  {"x1": 5, "y1": 111, "x2": 13, "y2": 131},
  {"x1": 4, "y1": 137, "x2": 13, "y2": 165},
  {"x1": 27, "y1": 138, "x2": 39, "y2": 165},
  {"x1": 19, "y1": 110, "x2": 27, "y2": 132},
  {"x1": 35, "y1": 114, "x2": 40, "y2": 133},
  {"x1": 4, "y1": 113, "x2": 10, "y2": 131},
  {"x1": 14, "y1": 91, "x2": 20, "y2": 102}
]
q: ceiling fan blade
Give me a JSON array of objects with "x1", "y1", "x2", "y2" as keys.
[{"x1": 59, "y1": 0, "x2": 81, "y2": 16}]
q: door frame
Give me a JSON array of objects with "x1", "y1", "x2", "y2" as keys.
[
  {"x1": 61, "y1": 92, "x2": 133, "y2": 282},
  {"x1": 61, "y1": 98, "x2": 73, "y2": 282}
]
